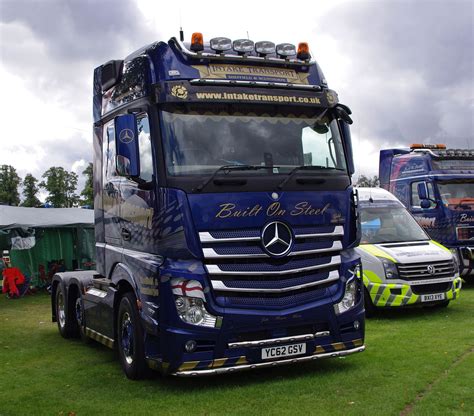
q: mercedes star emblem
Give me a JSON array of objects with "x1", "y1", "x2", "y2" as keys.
[
  {"x1": 119, "y1": 128, "x2": 134, "y2": 144},
  {"x1": 261, "y1": 221, "x2": 293, "y2": 257}
]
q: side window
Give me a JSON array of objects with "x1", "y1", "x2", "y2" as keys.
[
  {"x1": 137, "y1": 114, "x2": 153, "y2": 182},
  {"x1": 411, "y1": 181, "x2": 435, "y2": 208}
]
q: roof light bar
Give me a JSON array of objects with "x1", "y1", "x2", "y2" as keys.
[
  {"x1": 255, "y1": 41, "x2": 275, "y2": 56},
  {"x1": 297, "y1": 42, "x2": 311, "y2": 60},
  {"x1": 410, "y1": 144, "x2": 447, "y2": 150},
  {"x1": 191, "y1": 32, "x2": 204, "y2": 52},
  {"x1": 210, "y1": 37, "x2": 232, "y2": 53},
  {"x1": 276, "y1": 43, "x2": 296, "y2": 58},
  {"x1": 233, "y1": 39, "x2": 254, "y2": 55}
]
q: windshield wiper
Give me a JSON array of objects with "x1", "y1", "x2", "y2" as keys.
[
  {"x1": 193, "y1": 164, "x2": 277, "y2": 193},
  {"x1": 276, "y1": 165, "x2": 334, "y2": 190}
]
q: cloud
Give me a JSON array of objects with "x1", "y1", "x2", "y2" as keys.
[{"x1": 317, "y1": 0, "x2": 474, "y2": 169}]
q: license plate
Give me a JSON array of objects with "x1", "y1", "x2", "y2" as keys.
[
  {"x1": 421, "y1": 293, "x2": 446, "y2": 302},
  {"x1": 261, "y1": 343, "x2": 306, "y2": 360}
]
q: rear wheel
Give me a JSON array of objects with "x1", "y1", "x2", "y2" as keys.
[
  {"x1": 55, "y1": 285, "x2": 77, "y2": 338},
  {"x1": 364, "y1": 287, "x2": 377, "y2": 318},
  {"x1": 117, "y1": 292, "x2": 148, "y2": 380},
  {"x1": 74, "y1": 294, "x2": 90, "y2": 342}
]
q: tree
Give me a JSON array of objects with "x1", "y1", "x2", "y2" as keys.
[
  {"x1": 21, "y1": 174, "x2": 42, "y2": 207},
  {"x1": 40, "y1": 167, "x2": 79, "y2": 207},
  {"x1": 0, "y1": 165, "x2": 21, "y2": 206},
  {"x1": 80, "y1": 162, "x2": 94, "y2": 207},
  {"x1": 356, "y1": 175, "x2": 380, "y2": 187}
]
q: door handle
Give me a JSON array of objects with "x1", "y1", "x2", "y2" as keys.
[{"x1": 121, "y1": 228, "x2": 131, "y2": 241}]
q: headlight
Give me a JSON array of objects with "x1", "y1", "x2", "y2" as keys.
[
  {"x1": 381, "y1": 258, "x2": 399, "y2": 279},
  {"x1": 171, "y1": 278, "x2": 219, "y2": 328},
  {"x1": 334, "y1": 278, "x2": 358, "y2": 315}
]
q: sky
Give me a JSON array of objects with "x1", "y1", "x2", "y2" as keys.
[{"x1": 0, "y1": 0, "x2": 473, "y2": 198}]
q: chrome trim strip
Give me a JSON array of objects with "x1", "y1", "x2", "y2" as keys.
[
  {"x1": 206, "y1": 256, "x2": 341, "y2": 276},
  {"x1": 408, "y1": 276, "x2": 456, "y2": 285},
  {"x1": 189, "y1": 79, "x2": 322, "y2": 91},
  {"x1": 296, "y1": 225, "x2": 344, "y2": 239},
  {"x1": 203, "y1": 241, "x2": 342, "y2": 259},
  {"x1": 199, "y1": 232, "x2": 260, "y2": 244},
  {"x1": 85, "y1": 327, "x2": 115, "y2": 348},
  {"x1": 228, "y1": 331, "x2": 330, "y2": 349},
  {"x1": 172, "y1": 346, "x2": 365, "y2": 377},
  {"x1": 211, "y1": 270, "x2": 339, "y2": 293}
]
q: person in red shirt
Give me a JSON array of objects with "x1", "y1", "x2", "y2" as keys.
[{"x1": 2, "y1": 251, "x2": 25, "y2": 298}]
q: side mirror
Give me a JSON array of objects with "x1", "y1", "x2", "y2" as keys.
[
  {"x1": 340, "y1": 120, "x2": 355, "y2": 176},
  {"x1": 420, "y1": 199, "x2": 431, "y2": 209},
  {"x1": 417, "y1": 182, "x2": 428, "y2": 200},
  {"x1": 115, "y1": 114, "x2": 140, "y2": 177}
]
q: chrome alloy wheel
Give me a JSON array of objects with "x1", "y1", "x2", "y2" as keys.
[
  {"x1": 57, "y1": 291, "x2": 66, "y2": 328},
  {"x1": 121, "y1": 312, "x2": 134, "y2": 365}
]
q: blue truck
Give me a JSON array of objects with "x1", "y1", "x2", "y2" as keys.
[
  {"x1": 380, "y1": 144, "x2": 474, "y2": 277},
  {"x1": 52, "y1": 33, "x2": 364, "y2": 378}
]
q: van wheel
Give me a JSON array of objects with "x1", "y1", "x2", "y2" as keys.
[
  {"x1": 364, "y1": 288, "x2": 377, "y2": 318},
  {"x1": 117, "y1": 292, "x2": 148, "y2": 380},
  {"x1": 55, "y1": 285, "x2": 77, "y2": 338}
]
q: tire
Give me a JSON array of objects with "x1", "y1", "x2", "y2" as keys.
[
  {"x1": 364, "y1": 287, "x2": 377, "y2": 318},
  {"x1": 74, "y1": 293, "x2": 91, "y2": 343},
  {"x1": 117, "y1": 292, "x2": 148, "y2": 380},
  {"x1": 55, "y1": 285, "x2": 78, "y2": 338}
]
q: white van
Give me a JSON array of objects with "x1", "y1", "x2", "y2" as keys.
[{"x1": 356, "y1": 188, "x2": 462, "y2": 314}]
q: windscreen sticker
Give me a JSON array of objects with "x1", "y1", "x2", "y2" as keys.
[{"x1": 192, "y1": 64, "x2": 310, "y2": 84}]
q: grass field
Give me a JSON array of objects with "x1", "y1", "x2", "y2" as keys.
[{"x1": 1, "y1": 284, "x2": 473, "y2": 416}]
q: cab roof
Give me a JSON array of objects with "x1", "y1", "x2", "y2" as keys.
[{"x1": 357, "y1": 187, "x2": 403, "y2": 204}]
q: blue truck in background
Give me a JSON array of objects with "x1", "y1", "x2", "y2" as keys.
[
  {"x1": 380, "y1": 144, "x2": 474, "y2": 277},
  {"x1": 51, "y1": 33, "x2": 364, "y2": 378}
]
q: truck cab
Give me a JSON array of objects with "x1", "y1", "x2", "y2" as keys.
[
  {"x1": 52, "y1": 34, "x2": 364, "y2": 378},
  {"x1": 380, "y1": 144, "x2": 474, "y2": 277},
  {"x1": 356, "y1": 188, "x2": 462, "y2": 313}
]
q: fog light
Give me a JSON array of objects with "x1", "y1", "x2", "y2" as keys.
[
  {"x1": 354, "y1": 320, "x2": 360, "y2": 330},
  {"x1": 185, "y1": 340, "x2": 197, "y2": 353},
  {"x1": 233, "y1": 39, "x2": 254, "y2": 54},
  {"x1": 255, "y1": 41, "x2": 275, "y2": 56}
]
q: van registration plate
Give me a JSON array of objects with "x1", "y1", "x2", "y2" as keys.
[
  {"x1": 421, "y1": 293, "x2": 446, "y2": 302},
  {"x1": 261, "y1": 343, "x2": 306, "y2": 360}
]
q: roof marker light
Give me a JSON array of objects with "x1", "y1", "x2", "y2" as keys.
[
  {"x1": 297, "y1": 42, "x2": 311, "y2": 60},
  {"x1": 233, "y1": 39, "x2": 254, "y2": 55},
  {"x1": 410, "y1": 144, "x2": 447, "y2": 150},
  {"x1": 191, "y1": 32, "x2": 204, "y2": 52},
  {"x1": 255, "y1": 41, "x2": 275, "y2": 57},
  {"x1": 210, "y1": 37, "x2": 232, "y2": 53},
  {"x1": 276, "y1": 43, "x2": 296, "y2": 58}
]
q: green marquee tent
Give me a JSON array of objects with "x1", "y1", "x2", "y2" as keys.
[{"x1": 0, "y1": 206, "x2": 95, "y2": 288}]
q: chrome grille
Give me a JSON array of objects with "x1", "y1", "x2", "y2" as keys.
[
  {"x1": 397, "y1": 260, "x2": 456, "y2": 281},
  {"x1": 199, "y1": 224, "x2": 343, "y2": 307}
]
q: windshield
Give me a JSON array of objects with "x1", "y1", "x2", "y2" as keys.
[
  {"x1": 438, "y1": 182, "x2": 474, "y2": 210},
  {"x1": 160, "y1": 107, "x2": 347, "y2": 176},
  {"x1": 360, "y1": 206, "x2": 429, "y2": 244}
]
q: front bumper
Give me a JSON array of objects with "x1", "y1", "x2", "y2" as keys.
[
  {"x1": 365, "y1": 276, "x2": 462, "y2": 307},
  {"x1": 171, "y1": 340, "x2": 365, "y2": 376}
]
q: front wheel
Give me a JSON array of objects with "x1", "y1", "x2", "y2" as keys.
[{"x1": 117, "y1": 292, "x2": 148, "y2": 380}]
